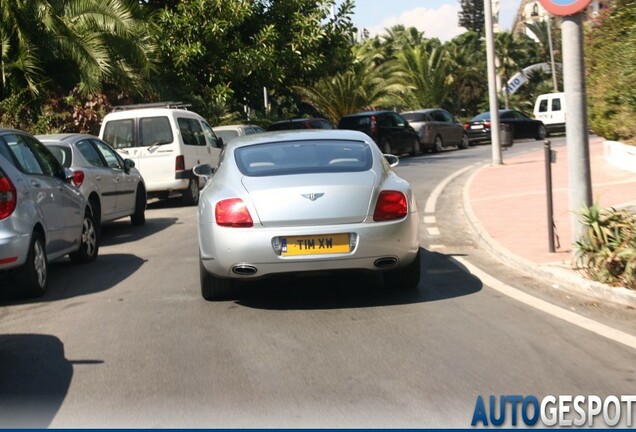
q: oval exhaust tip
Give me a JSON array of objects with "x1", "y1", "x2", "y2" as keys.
[
  {"x1": 374, "y1": 257, "x2": 398, "y2": 268},
  {"x1": 232, "y1": 265, "x2": 257, "y2": 276}
]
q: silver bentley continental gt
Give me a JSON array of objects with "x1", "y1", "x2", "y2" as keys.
[{"x1": 193, "y1": 129, "x2": 420, "y2": 301}]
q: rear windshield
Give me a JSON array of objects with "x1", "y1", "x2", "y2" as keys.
[
  {"x1": 402, "y1": 113, "x2": 427, "y2": 122},
  {"x1": 235, "y1": 140, "x2": 372, "y2": 177},
  {"x1": 214, "y1": 130, "x2": 239, "y2": 143},
  {"x1": 46, "y1": 145, "x2": 73, "y2": 168},
  {"x1": 337, "y1": 116, "x2": 370, "y2": 129}
]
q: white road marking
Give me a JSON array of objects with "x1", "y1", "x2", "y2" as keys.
[
  {"x1": 423, "y1": 216, "x2": 436, "y2": 224},
  {"x1": 427, "y1": 227, "x2": 441, "y2": 236},
  {"x1": 455, "y1": 257, "x2": 636, "y2": 351}
]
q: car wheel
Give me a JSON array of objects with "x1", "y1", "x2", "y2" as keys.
[
  {"x1": 381, "y1": 139, "x2": 392, "y2": 154},
  {"x1": 410, "y1": 139, "x2": 422, "y2": 156},
  {"x1": 182, "y1": 178, "x2": 200, "y2": 206},
  {"x1": 200, "y1": 257, "x2": 232, "y2": 301},
  {"x1": 89, "y1": 195, "x2": 102, "y2": 239},
  {"x1": 536, "y1": 124, "x2": 547, "y2": 140},
  {"x1": 383, "y1": 249, "x2": 421, "y2": 290},
  {"x1": 131, "y1": 184, "x2": 146, "y2": 226},
  {"x1": 459, "y1": 133, "x2": 469, "y2": 149},
  {"x1": 434, "y1": 135, "x2": 443, "y2": 153},
  {"x1": 69, "y1": 210, "x2": 99, "y2": 264},
  {"x1": 12, "y1": 231, "x2": 48, "y2": 298}
]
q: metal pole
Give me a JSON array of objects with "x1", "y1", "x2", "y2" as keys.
[
  {"x1": 546, "y1": 15, "x2": 559, "y2": 92},
  {"x1": 484, "y1": 0, "x2": 502, "y2": 165},
  {"x1": 544, "y1": 140, "x2": 555, "y2": 253},
  {"x1": 562, "y1": 13, "x2": 592, "y2": 244}
]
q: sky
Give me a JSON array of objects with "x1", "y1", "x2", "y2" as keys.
[{"x1": 340, "y1": 0, "x2": 522, "y2": 42}]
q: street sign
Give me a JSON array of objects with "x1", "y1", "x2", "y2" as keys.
[{"x1": 537, "y1": 0, "x2": 593, "y2": 16}]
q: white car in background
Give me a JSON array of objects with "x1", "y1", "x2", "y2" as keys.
[
  {"x1": 38, "y1": 134, "x2": 146, "y2": 234},
  {"x1": 212, "y1": 124, "x2": 265, "y2": 145}
]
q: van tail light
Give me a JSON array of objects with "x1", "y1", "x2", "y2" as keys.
[
  {"x1": 370, "y1": 115, "x2": 378, "y2": 136},
  {"x1": 175, "y1": 155, "x2": 185, "y2": 172},
  {"x1": 215, "y1": 198, "x2": 253, "y2": 227},
  {"x1": 373, "y1": 191, "x2": 408, "y2": 221},
  {"x1": 0, "y1": 169, "x2": 17, "y2": 220},
  {"x1": 72, "y1": 170, "x2": 85, "y2": 187}
]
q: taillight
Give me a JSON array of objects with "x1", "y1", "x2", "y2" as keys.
[
  {"x1": 370, "y1": 115, "x2": 378, "y2": 136},
  {"x1": 483, "y1": 121, "x2": 492, "y2": 128},
  {"x1": 463, "y1": 123, "x2": 470, "y2": 130},
  {"x1": 0, "y1": 170, "x2": 17, "y2": 220},
  {"x1": 72, "y1": 170, "x2": 85, "y2": 187},
  {"x1": 175, "y1": 155, "x2": 185, "y2": 172},
  {"x1": 373, "y1": 191, "x2": 407, "y2": 221},
  {"x1": 215, "y1": 198, "x2": 253, "y2": 227}
]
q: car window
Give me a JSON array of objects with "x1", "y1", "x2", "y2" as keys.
[
  {"x1": 235, "y1": 140, "x2": 373, "y2": 177},
  {"x1": 500, "y1": 111, "x2": 513, "y2": 120},
  {"x1": 4, "y1": 134, "x2": 45, "y2": 174},
  {"x1": 47, "y1": 145, "x2": 74, "y2": 168},
  {"x1": 139, "y1": 116, "x2": 173, "y2": 147},
  {"x1": 178, "y1": 118, "x2": 206, "y2": 146},
  {"x1": 25, "y1": 135, "x2": 62, "y2": 177},
  {"x1": 377, "y1": 114, "x2": 392, "y2": 127},
  {"x1": 393, "y1": 113, "x2": 407, "y2": 127},
  {"x1": 551, "y1": 98, "x2": 562, "y2": 111},
  {"x1": 514, "y1": 111, "x2": 530, "y2": 120},
  {"x1": 76, "y1": 140, "x2": 105, "y2": 168},
  {"x1": 437, "y1": 110, "x2": 454, "y2": 123},
  {"x1": 538, "y1": 99, "x2": 548, "y2": 113},
  {"x1": 103, "y1": 119, "x2": 135, "y2": 149},
  {"x1": 402, "y1": 113, "x2": 427, "y2": 123},
  {"x1": 202, "y1": 121, "x2": 222, "y2": 148},
  {"x1": 93, "y1": 140, "x2": 123, "y2": 169}
]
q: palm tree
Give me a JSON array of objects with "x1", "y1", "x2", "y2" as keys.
[
  {"x1": 391, "y1": 44, "x2": 453, "y2": 110},
  {"x1": 1, "y1": 0, "x2": 156, "y2": 99},
  {"x1": 495, "y1": 32, "x2": 526, "y2": 109},
  {"x1": 294, "y1": 50, "x2": 401, "y2": 124}
]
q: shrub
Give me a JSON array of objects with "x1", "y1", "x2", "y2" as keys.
[{"x1": 573, "y1": 204, "x2": 636, "y2": 289}]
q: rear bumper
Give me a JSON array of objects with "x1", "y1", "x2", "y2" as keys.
[
  {"x1": 145, "y1": 178, "x2": 189, "y2": 194},
  {"x1": 198, "y1": 215, "x2": 420, "y2": 279},
  {"x1": 0, "y1": 230, "x2": 29, "y2": 271}
]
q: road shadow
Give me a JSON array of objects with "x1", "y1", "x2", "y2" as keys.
[
  {"x1": 99, "y1": 217, "x2": 179, "y2": 247},
  {"x1": 230, "y1": 249, "x2": 482, "y2": 310},
  {"x1": 0, "y1": 253, "x2": 146, "y2": 304},
  {"x1": 0, "y1": 334, "x2": 101, "y2": 428}
]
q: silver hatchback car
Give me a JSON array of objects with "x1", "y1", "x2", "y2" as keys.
[
  {"x1": 194, "y1": 129, "x2": 421, "y2": 301},
  {"x1": 0, "y1": 129, "x2": 98, "y2": 297},
  {"x1": 37, "y1": 134, "x2": 146, "y2": 233}
]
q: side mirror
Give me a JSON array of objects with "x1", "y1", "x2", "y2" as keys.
[
  {"x1": 384, "y1": 154, "x2": 399, "y2": 167},
  {"x1": 124, "y1": 159, "x2": 135, "y2": 172},
  {"x1": 193, "y1": 163, "x2": 214, "y2": 179}
]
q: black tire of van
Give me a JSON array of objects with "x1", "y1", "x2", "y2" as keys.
[{"x1": 182, "y1": 178, "x2": 200, "y2": 206}]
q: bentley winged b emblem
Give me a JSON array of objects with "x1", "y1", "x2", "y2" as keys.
[{"x1": 301, "y1": 193, "x2": 325, "y2": 201}]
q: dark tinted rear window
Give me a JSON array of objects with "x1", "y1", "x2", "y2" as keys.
[
  {"x1": 47, "y1": 145, "x2": 73, "y2": 168},
  {"x1": 235, "y1": 140, "x2": 372, "y2": 177},
  {"x1": 402, "y1": 113, "x2": 428, "y2": 122},
  {"x1": 338, "y1": 116, "x2": 371, "y2": 129}
]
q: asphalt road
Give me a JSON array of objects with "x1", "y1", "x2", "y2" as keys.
[{"x1": 1, "y1": 137, "x2": 634, "y2": 428}]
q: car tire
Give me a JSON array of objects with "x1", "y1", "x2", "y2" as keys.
[
  {"x1": 131, "y1": 185, "x2": 146, "y2": 226},
  {"x1": 200, "y1": 257, "x2": 232, "y2": 301},
  {"x1": 89, "y1": 195, "x2": 102, "y2": 239},
  {"x1": 459, "y1": 133, "x2": 469, "y2": 149},
  {"x1": 535, "y1": 124, "x2": 547, "y2": 140},
  {"x1": 13, "y1": 231, "x2": 48, "y2": 298},
  {"x1": 381, "y1": 139, "x2": 392, "y2": 154},
  {"x1": 69, "y1": 210, "x2": 99, "y2": 264},
  {"x1": 433, "y1": 135, "x2": 443, "y2": 153},
  {"x1": 182, "y1": 177, "x2": 200, "y2": 206},
  {"x1": 410, "y1": 139, "x2": 422, "y2": 156},
  {"x1": 383, "y1": 249, "x2": 421, "y2": 290}
]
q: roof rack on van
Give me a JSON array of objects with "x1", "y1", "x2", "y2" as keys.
[{"x1": 111, "y1": 101, "x2": 192, "y2": 112}]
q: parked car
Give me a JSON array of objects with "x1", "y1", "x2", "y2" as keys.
[
  {"x1": 267, "y1": 118, "x2": 334, "y2": 131},
  {"x1": 464, "y1": 109, "x2": 548, "y2": 144},
  {"x1": 212, "y1": 124, "x2": 265, "y2": 144},
  {"x1": 533, "y1": 92, "x2": 566, "y2": 135},
  {"x1": 337, "y1": 110, "x2": 421, "y2": 156},
  {"x1": 193, "y1": 129, "x2": 421, "y2": 300},
  {"x1": 99, "y1": 101, "x2": 223, "y2": 205},
  {"x1": 0, "y1": 129, "x2": 98, "y2": 297},
  {"x1": 37, "y1": 134, "x2": 146, "y2": 234},
  {"x1": 401, "y1": 108, "x2": 469, "y2": 152}
]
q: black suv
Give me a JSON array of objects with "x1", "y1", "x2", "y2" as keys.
[
  {"x1": 337, "y1": 110, "x2": 420, "y2": 156},
  {"x1": 267, "y1": 118, "x2": 334, "y2": 131}
]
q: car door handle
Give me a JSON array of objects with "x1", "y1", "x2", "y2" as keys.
[
  {"x1": 30, "y1": 181, "x2": 41, "y2": 188},
  {"x1": 95, "y1": 175, "x2": 101, "y2": 181}
]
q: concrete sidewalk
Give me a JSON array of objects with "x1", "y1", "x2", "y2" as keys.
[{"x1": 464, "y1": 136, "x2": 636, "y2": 305}]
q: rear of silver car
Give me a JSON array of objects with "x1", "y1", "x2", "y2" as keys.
[{"x1": 196, "y1": 132, "x2": 420, "y2": 300}]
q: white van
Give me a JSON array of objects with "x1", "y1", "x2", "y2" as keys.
[
  {"x1": 99, "y1": 102, "x2": 222, "y2": 205},
  {"x1": 533, "y1": 92, "x2": 566, "y2": 135}
]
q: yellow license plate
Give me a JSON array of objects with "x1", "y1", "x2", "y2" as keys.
[{"x1": 281, "y1": 234, "x2": 350, "y2": 256}]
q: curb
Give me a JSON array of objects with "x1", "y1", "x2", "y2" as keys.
[{"x1": 462, "y1": 165, "x2": 636, "y2": 308}]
